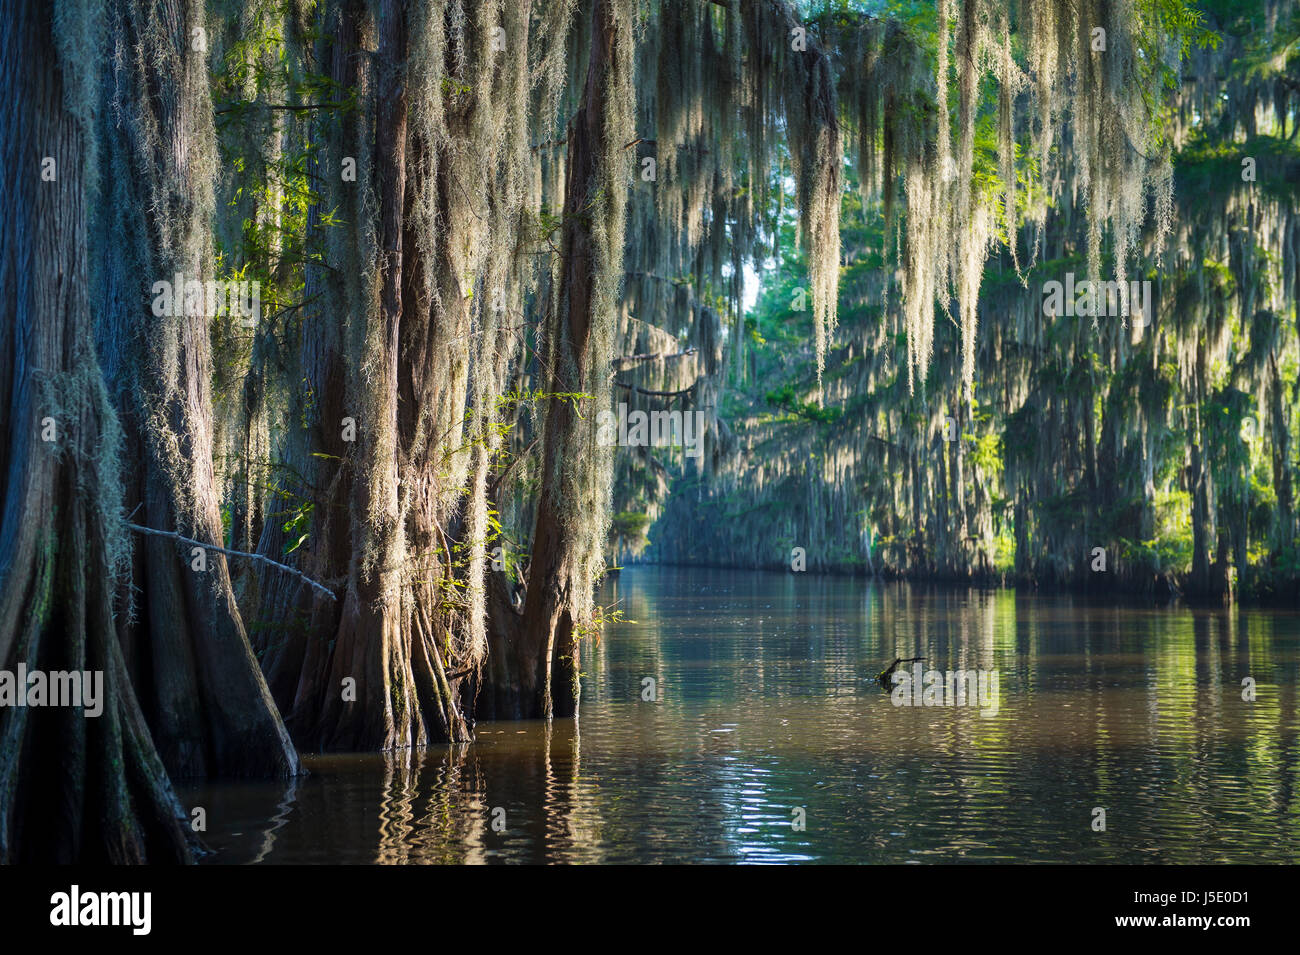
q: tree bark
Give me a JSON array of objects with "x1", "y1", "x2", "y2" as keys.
[
  {"x1": 95, "y1": 0, "x2": 299, "y2": 778},
  {"x1": 490, "y1": 0, "x2": 623, "y2": 720},
  {"x1": 249, "y1": 0, "x2": 360, "y2": 738},
  {"x1": 0, "y1": 0, "x2": 194, "y2": 862},
  {"x1": 1189, "y1": 341, "x2": 1214, "y2": 598},
  {"x1": 269, "y1": 0, "x2": 474, "y2": 751}
]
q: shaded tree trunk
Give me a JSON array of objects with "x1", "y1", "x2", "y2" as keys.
[
  {"x1": 0, "y1": 0, "x2": 194, "y2": 862},
  {"x1": 95, "y1": 0, "x2": 299, "y2": 778},
  {"x1": 1267, "y1": 351, "x2": 1295, "y2": 554},
  {"x1": 1188, "y1": 341, "x2": 1214, "y2": 598},
  {"x1": 249, "y1": 0, "x2": 360, "y2": 737}
]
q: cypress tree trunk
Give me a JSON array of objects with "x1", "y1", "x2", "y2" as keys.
[
  {"x1": 306, "y1": 0, "x2": 465, "y2": 751},
  {"x1": 1267, "y1": 351, "x2": 1295, "y2": 554},
  {"x1": 95, "y1": 0, "x2": 299, "y2": 779},
  {"x1": 0, "y1": 0, "x2": 194, "y2": 862},
  {"x1": 497, "y1": 0, "x2": 626, "y2": 720},
  {"x1": 269, "y1": 0, "x2": 475, "y2": 751},
  {"x1": 1189, "y1": 341, "x2": 1213, "y2": 598},
  {"x1": 249, "y1": 0, "x2": 360, "y2": 736}
]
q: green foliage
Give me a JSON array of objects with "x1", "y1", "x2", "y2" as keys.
[
  {"x1": 609, "y1": 511, "x2": 654, "y2": 561},
  {"x1": 644, "y1": 0, "x2": 1299, "y2": 600},
  {"x1": 1177, "y1": 135, "x2": 1300, "y2": 206},
  {"x1": 764, "y1": 383, "x2": 843, "y2": 424}
]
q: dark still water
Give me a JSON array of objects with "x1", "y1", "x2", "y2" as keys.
[{"x1": 183, "y1": 566, "x2": 1300, "y2": 864}]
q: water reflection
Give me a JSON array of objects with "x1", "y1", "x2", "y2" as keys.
[{"x1": 183, "y1": 567, "x2": 1300, "y2": 863}]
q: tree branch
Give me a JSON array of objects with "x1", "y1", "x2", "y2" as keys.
[
  {"x1": 127, "y1": 523, "x2": 337, "y2": 602},
  {"x1": 488, "y1": 437, "x2": 539, "y2": 499},
  {"x1": 215, "y1": 101, "x2": 348, "y2": 115},
  {"x1": 613, "y1": 381, "x2": 698, "y2": 399},
  {"x1": 612, "y1": 346, "x2": 697, "y2": 369}
]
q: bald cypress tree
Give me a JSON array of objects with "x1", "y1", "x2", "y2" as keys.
[
  {"x1": 0, "y1": 0, "x2": 194, "y2": 863},
  {"x1": 92, "y1": 0, "x2": 299, "y2": 779}
]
